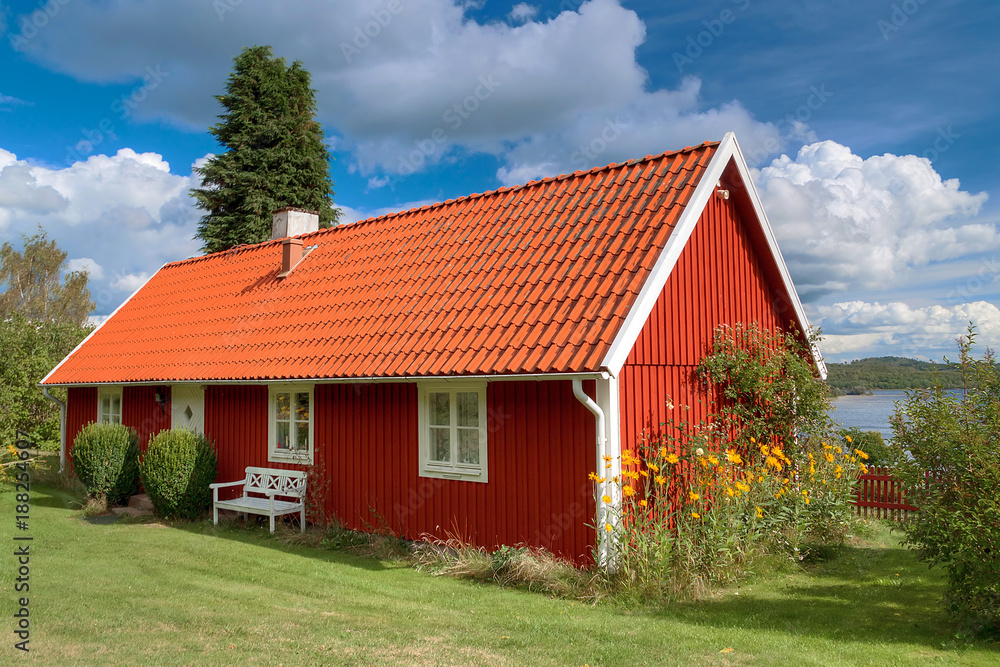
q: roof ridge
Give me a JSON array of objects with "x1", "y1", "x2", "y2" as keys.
[
  {"x1": 162, "y1": 139, "x2": 720, "y2": 271},
  {"x1": 341, "y1": 139, "x2": 720, "y2": 232}
]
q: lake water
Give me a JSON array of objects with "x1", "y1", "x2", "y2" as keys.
[{"x1": 826, "y1": 390, "x2": 908, "y2": 441}]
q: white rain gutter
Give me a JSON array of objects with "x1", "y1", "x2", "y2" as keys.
[
  {"x1": 572, "y1": 378, "x2": 611, "y2": 567},
  {"x1": 42, "y1": 387, "x2": 67, "y2": 473}
]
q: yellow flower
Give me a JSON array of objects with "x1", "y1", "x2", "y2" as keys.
[
  {"x1": 691, "y1": 511, "x2": 700, "y2": 519},
  {"x1": 759, "y1": 443, "x2": 770, "y2": 456},
  {"x1": 766, "y1": 455, "x2": 781, "y2": 470},
  {"x1": 639, "y1": 469, "x2": 649, "y2": 478},
  {"x1": 860, "y1": 463, "x2": 869, "y2": 474},
  {"x1": 736, "y1": 481, "x2": 750, "y2": 493},
  {"x1": 638, "y1": 499, "x2": 648, "y2": 508},
  {"x1": 749, "y1": 436, "x2": 756, "y2": 444},
  {"x1": 605, "y1": 523, "x2": 613, "y2": 532},
  {"x1": 689, "y1": 490, "x2": 700, "y2": 501},
  {"x1": 725, "y1": 486, "x2": 735, "y2": 497},
  {"x1": 855, "y1": 449, "x2": 869, "y2": 460},
  {"x1": 648, "y1": 463, "x2": 660, "y2": 473},
  {"x1": 659, "y1": 446, "x2": 668, "y2": 458},
  {"x1": 602, "y1": 454, "x2": 613, "y2": 463},
  {"x1": 756, "y1": 506, "x2": 763, "y2": 518},
  {"x1": 708, "y1": 455, "x2": 719, "y2": 465},
  {"x1": 845, "y1": 434, "x2": 853, "y2": 443},
  {"x1": 601, "y1": 494, "x2": 612, "y2": 504},
  {"x1": 655, "y1": 475, "x2": 666, "y2": 485},
  {"x1": 726, "y1": 449, "x2": 743, "y2": 465},
  {"x1": 824, "y1": 452, "x2": 834, "y2": 463},
  {"x1": 666, "y1": 453, "x2": 679, "y2": 465},
  {"x1": 623, "y1": 485, "x2": 635, "y2": 497},
  {"x1": 698, "y1": 458, "x2": 710, "y2": 469}
]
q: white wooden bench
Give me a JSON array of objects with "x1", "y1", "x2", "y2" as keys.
[{"x1": 211, "y1": 466, "x2": 306, "y2": 533}]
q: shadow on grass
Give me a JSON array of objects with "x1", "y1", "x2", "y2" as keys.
[
  {"x1": 168, "y1": 515, "x2": 395, "y2": 573},
  {"x1": 650, "y1": 543, "x2": 1000, "y2": 653}
]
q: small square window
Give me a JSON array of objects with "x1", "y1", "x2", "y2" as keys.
[{"x1": 418, "y1": 382, "x2": 487, "y2": 483}]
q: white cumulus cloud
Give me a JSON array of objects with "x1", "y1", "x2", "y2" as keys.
[
  {"x1": 0, "y1": 146, "x2": 202, "y2": 315},
  {"x1": 757, "y1": 140, "x2": 991, "y2": 301},
  {"x1": 509, "y1": 3, "x2": 539, "y2": 22},
  {"x1": 66, "y1": 257, "x2": 104, "y2": 280},
  {"x1": 9, "y1": 0, "x2": 783, "y2": 185},
  {"x1": 815, "y1": 300, "x2": 1000, "y2": 361}
]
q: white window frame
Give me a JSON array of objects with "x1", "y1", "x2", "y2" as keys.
[
  {"x1": 97, "y1": 386, "x2": 123, "y2": 425},
  {"x1": 268, "y1": 384, "x2": 314, "y2": 464},
  {"x1": 418, "y1": 381, "x2": 488, "y2": 483}
]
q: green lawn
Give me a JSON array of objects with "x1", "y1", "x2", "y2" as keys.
[{"x1": 1, "y1": 483, "x2": 997, "y2": 666}]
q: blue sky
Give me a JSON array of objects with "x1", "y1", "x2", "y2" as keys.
[{"x1": 1, "y1": 0, "x2": 998, "y2": 362}]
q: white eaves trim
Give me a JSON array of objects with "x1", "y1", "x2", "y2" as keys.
[
  {"x1": 39, "y1": 264, "x2": 166, "y2": 386},
  {"x1": 39, "y1": 371, "x2": 613, "y2": 388},
  {"x1": 601, "y1": 132, "x2": 826, "y2": 379}
]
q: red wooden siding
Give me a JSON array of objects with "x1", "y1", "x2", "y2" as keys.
[
  {"x1": 121, "y1": 385, "x2": 172, "y2": 451},
  {"x1": 620, "y1": 183, "x2": 790, "y2": 455},
  {"x1": 315, "y1": 380, "x2": 596, "y2": 564},
  {"x1": 204, "y1": 385, "x2": 271, "y2": 485},
  {"x1": 201, "y1": 380, "x2": 596, "y2": 564},
  {"x1": 66, "y1": 386, "x2": 97, "y2": 455}
]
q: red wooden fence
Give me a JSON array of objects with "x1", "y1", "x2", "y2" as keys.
[{"x1": 854, "y1": 467, "x2": 919, "y2": 519}]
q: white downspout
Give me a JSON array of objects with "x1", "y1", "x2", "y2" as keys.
[
  {"x1": 572, "y1": 379, "x2": 612, "y2": 567},
  {"x1": 42, "y1": 387, "x2": 67, "y2": 473}
]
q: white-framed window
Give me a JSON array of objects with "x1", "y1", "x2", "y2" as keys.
[
  {"x1": 418, "y1": 381, "x2": 488, "y2": 483},
  {"x1": 268, "y1": 384, "x2": 314, "y2": 464},
  {"x1": 97, "y1": 387, "x2": 123, "y2": 425}
]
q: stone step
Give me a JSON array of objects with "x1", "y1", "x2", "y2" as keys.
[{"x1": 128, "y1": 494, "x2": 154, "y2": 511}]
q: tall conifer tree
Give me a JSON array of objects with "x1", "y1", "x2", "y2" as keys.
[{"x1": 192, "y1": 45, "x2": 338, "y2": 253}]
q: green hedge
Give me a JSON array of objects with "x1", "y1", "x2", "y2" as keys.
[
  {"x1": 140, "y1": 430, "x2": 218, "y2": 520},
  {"x1": 71, "y1": 422, "x2": 140, "y2": 505}
]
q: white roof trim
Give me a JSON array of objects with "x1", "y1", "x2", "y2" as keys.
[
  {"x1": 40, "y1": 371, "x2": 612, "y2": 388},
  {"x1": 39, "y1": 265, "x2": 165, "y2": 386},
  {"x1": 601, "y1": 132, "x2": 825, "y2": 379}
]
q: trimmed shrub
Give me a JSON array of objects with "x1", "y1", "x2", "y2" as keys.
[
  {"x1": 140, "y1": 430, "x2": 218, "y2": 520},
  {"x1": 70, "y1": 422, "x2": 140, "y2": 505}
]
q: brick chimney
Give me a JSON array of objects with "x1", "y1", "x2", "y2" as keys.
[
  {"x1": 271, "y1": 207, "x2": 319, "y2": 240},
  {"x1": 272, "y1": 207, "x2": 318, "y2": 277}
]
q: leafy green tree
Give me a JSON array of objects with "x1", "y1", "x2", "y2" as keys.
[
  {"x1": 890, "y1": 326, "x2": 1000, "y2": 635},
  {"x1": 1, "y1": 226, "x2": 93, "y2": 325},
  {"x1": 192, "y1": 45, "x2": 339, "y2": 253},
  {"x1": 0, "y1": 228, "x2": 93, "y2": 450}
]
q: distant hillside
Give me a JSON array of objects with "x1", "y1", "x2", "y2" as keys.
[{"x1": 825, "y1": 356, "x2": 967, "y2": 393}]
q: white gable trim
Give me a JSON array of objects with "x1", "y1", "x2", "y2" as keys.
[
  {"x1": 601, "y1": 133, "x2": 825, "y2": 378},
  {"x1": 39, "y1": 265, "x2": 165, "y2": 386}
]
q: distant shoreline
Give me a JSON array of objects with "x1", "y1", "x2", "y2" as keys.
[{"x1": 824, "y1": 356, "x2": 985, "y2": 393}]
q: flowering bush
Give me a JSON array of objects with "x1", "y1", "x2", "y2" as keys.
[
  {"x1": 593, "y1": 409, "x2": 867, "y2": 597},
  {"x1": 591, "y1": 323, "x2": 866, "y2": 598}
]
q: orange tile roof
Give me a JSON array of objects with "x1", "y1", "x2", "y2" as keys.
[{"x1": 44, "y1": 141, "x2": 719, "y2": 384}]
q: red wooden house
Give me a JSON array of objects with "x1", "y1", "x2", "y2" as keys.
[{"x1": 42, "y1": 133, "x2": 821, "y2": 564}]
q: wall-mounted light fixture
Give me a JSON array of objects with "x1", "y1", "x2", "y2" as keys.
[{"x1": 154, "y1": 388, "x2": 168, "y2": 413}]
